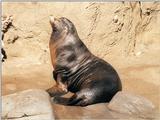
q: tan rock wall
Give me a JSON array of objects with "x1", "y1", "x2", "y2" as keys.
[{"x1": 2, "y1": 2, "x2": 160, "y2": 63}]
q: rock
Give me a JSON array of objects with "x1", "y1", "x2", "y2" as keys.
[
  {"x1": 135, "y1": 51, "x2": 142, "y2": 56},
  {"x1": 2, "y1": 15, "x2": 13, "y2": 32},
  {"x1": 2, "y1": 89, "x2": 55, "y2": 120},
  {"x1": 113, "y1": 15, "x2": 118, "y2": 23},
  {"x1": 7, "y1": 34, "x2": 19, "y2": 44},
  {"x1": 108, "y1": 91, "x2": 156, "y2": 119}
]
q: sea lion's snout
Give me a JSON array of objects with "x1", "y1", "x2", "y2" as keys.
[
  {"x1": 49, "y1": 15, "x2": 55, "y2": 24},
  {"x1": 50, "y1": 15, "x2": 58, "y2": 27},
  {"x1": 49, "y1": 16, "x2": 70, "y2": 42}
]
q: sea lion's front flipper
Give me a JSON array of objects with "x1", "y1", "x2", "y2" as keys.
[{"x1": 46, "y1": 85, "x2": 68, "y2": 97}]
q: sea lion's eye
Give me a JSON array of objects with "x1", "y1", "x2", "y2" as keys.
[{"x1": 53, "y1": 27, "x2": 58, "y2": 32}]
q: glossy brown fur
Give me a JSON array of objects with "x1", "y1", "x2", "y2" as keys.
[{"x1": 47, "y1": 16, "x2": 122, "y2": 106}]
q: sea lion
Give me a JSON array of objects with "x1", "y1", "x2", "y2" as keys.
[{"x1": 47, "y1": 16, "x2": 122, "y2": 106}]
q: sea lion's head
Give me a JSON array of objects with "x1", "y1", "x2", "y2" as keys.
[
  {"x1": 49, "y1": 16, "x2": 80, "y2": 68},
  {"x1": 49, "y1": 16, "x2": 77, "y2": 42},
  {"x1": 49, "y1": 16, "x2": 90, "y2": 69}
]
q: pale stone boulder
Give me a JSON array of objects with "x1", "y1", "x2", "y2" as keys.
[
  {"x1": 2, "y1": 89, "x2": 55, "y2": 120},
  {"x1": 108, "y1": 91, "x2": 156, "y2": 119}
]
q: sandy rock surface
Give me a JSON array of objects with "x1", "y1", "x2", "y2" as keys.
[
  {"x1": 108, "y1": 91, "x2": 156, "y2": 119},
  {"x1": 2, "y1": 2, "x2": 160, "y2": 119},
  {"x1": 2, "y1": 89, "x2": 55, "y2": 120}
]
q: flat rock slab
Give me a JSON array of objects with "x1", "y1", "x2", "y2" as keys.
[
  {"x1": 2, "y1": 89, "x2": 55, "y2": 120},
  {"x1": 108, "y1": 91, "x2": 156, "y2": 119}
]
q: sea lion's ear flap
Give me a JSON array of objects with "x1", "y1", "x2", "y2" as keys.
[{"x1": 49, "y1": 15, "x2": 55, "y2": 26}]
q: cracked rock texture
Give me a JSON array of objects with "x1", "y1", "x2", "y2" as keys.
[{"x1": 2, "y1": 89, "x2": 55, "y2": 120}]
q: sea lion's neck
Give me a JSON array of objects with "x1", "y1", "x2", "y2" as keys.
[{"x1": 53, "y1": 34, "x2": 92, "y2": 73}]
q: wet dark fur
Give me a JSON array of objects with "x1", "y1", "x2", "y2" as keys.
[{"x1": 47, "y1": 17, "x2": 122, "y2": 106}]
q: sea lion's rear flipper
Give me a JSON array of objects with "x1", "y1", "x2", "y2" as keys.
[
  {"x1": 53, "y1": 92, "x2": 94, "y2": 107},
  {"x1": 53, "y1": 94, "x2": 82, "y2": 105}
]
